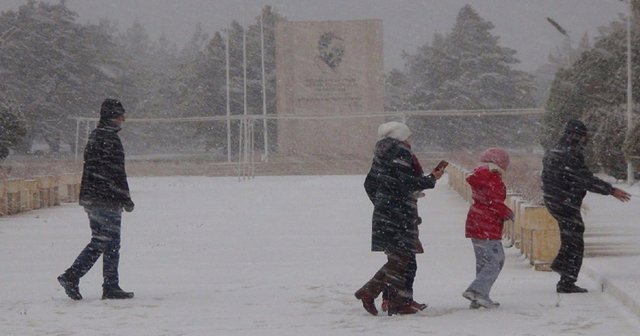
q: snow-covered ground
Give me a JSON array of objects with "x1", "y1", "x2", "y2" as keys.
[{"x1": 1, "y1": 175, "x2": 639, "y2": 336}]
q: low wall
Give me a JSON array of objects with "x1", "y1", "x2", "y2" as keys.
[
  {"x1": 0, "y1": 173, "x2": 81, "y2": 216},
  {"x1": 447, "y1": 164, "x2": 560, "y2": 271}
]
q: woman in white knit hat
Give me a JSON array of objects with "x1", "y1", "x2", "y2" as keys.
[{"x1": 355, "y1": 121, "x2": 445, "y2": 316}]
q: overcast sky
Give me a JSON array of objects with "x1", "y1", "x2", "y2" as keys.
[{"x1": 0, "y1": 0, "x2": 628, "y2": 71}]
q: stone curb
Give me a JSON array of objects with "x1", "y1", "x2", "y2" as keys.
[{"x1": 582, "y1": 264, "x2": 640, "y2": 319}]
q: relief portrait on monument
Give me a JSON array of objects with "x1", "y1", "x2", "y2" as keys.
[
  {"x1": 315, "y1": 31, "x2": 345, "y2": 72},
  {"x1": 275, "y1": 20, "x2": 383, "y2": 158}
]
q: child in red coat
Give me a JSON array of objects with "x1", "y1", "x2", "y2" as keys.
[{"x1": 462, "y1": 148, "x2": 513, "y2": 309}]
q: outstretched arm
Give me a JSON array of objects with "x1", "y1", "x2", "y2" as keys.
[{"x1": 612, "y1": 187, "x2": 631, "y2": 202}]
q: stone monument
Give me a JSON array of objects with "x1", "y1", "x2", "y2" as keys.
[{"x1": 275, "y1": 19, "x2": 384, "y2": 159}]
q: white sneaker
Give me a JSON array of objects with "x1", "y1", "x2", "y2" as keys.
[
  {"x1": 475, "y1": 295, "x2": 500, "y2": 309},
  {"x1": 463, "y1": 290, "x2": 499, "y2": 309},
  {"x1": 462, "y1": 289, "x2": 478, "y2": 302}
]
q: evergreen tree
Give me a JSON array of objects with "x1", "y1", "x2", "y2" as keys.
[
  {"x1": 542, "y1": 2, "x2": 640, "y2": 178},
  {"x1": 584, "y1": 105, "x2": 627, "y2": 179},
  {"x1": 0, "y1": 103, "x2": 27, "y2": 160},
  {"x1": 184, "y1": 6, "x2": 283, "y2": 156},
  {"x1": 0, "y1": 2, "x2": 283, "y2": 159},
  {"x1": 390, "y1": 4, "x2": 536, "y2": 150},
  {"x1": 384, "y1": 69, "x2": 412, "y2": 112},
  {"x1": 0, "y1": 1, "x2": 121, "y2": 153},
  {"x1": 533, "y1": 32, "x2": 592, "y2": 106}
]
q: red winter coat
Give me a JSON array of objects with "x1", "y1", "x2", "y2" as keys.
[{"x1": 465, "y1": 166, "x2": 513, "y2": 240}]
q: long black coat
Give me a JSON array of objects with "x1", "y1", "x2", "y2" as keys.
[
  {"x1": 364, "y1": 138, "x2": 436, "y2": 253},
  {"x1": 79, "y1": 121, "x2": 132, "y2": 210},
  {"x1": 542, "y1": 134, "x2": 613, "y2": 210}
]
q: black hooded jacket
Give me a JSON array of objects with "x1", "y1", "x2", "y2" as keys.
[
  {"x1": 541, "y1": 134, "x2": 613, "y2": 209},
  {"x1": 364, "y1": 138, "x2": 436, "y2": 252},
  {"x1": 79, "y1": 120, "x2": 132, "y2": 210}
]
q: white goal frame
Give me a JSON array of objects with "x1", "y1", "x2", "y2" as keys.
[{"x1": 70, "y1": 108, "x2": 544, "y2": 179}]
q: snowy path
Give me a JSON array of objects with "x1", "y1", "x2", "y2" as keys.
[{"x1": 1, "y1": 175, "x2": 639, "y2": 335}]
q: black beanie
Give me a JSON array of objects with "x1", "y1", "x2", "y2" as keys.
[
  {"x1": 564, "y1": 119, "x2": 587, "y2": 136},
  {"x1": 100, "y1": 98, "x2": 125, "y2": 119}
]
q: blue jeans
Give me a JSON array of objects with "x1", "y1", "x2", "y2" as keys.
[
  {"x1": 68, "y1": 208, "x2": 122, "y2": 288},
  {"x1": 466, "y1": 239, "x2": 505, "y2": 298}
]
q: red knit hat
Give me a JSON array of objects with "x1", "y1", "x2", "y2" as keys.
[{"x1": 479, "y1": 148, "x2": 510, "y2": 171}]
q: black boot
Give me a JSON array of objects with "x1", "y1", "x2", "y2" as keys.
[
  {"x1": 557, "y1": 282, "x2": 588, "y2": 293},
  {"x1": 58, "y1": 272, "x2": 82, "y2": 300},
  {"x1": 102, "y1": 285, "x2": 134, "y2": 300}
]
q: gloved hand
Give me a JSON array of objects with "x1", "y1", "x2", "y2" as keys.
[
  {"x1": 506, "y1": 211, "x2": 514, "y2": 222},
  {"x1": 123, "y1": 199, "x2": 135, "y2": 212}
]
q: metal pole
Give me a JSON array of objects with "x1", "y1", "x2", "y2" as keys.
[
  {"x1": 241, "y1": 17, "x2": 249, "y2": 176},
  {"x1": 627, "y1": 0, "x2": 635, "y2": 185},
  {"x1": 226, "y1": 30, "x2": 232, "y2": 163},
  {"x1": 250, "y1": 120, "x2": 255, "y2": 178},
  {"x1": 242, "y1": 119, "x2": 246, "y2": 179},
  {"x1": 546, "y1": 17, "x2": 571, "y2": 67},
  {"x1": 243, "y1": 23, "x2": 247, "y2": 119},
  {"x1": 84, "y1": 121, "x2": 92, "y2": 156},
  {"x1": 237, "y1": 119, "x2": 244, "y2": 180},
  {"x1": 261, "y1": 13, "x2": 269, "y2": 162},
  {"x1": 74, "y1": 119, "x2": 80, "y2": 162}
]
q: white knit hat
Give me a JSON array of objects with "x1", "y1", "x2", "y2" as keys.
[{"x1": 378, "y1": 121, "x2": 411, "y2": 141}]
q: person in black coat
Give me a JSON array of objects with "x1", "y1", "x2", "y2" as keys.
[
  {"x1": 58, "y1": 98, "x2": 135, "y2": 300},
  {"x1": 542, "y1": 119, "x2": 630, "y2": 293},
  {"x1": 355, "y1": 121, "x2": 444, "y2": 316}
]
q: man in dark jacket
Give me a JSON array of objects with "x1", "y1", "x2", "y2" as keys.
[
  {"x1": 58, "y1": 98, "x2": 135, "y2": 300},
  {"x1": 355, "y1": 122, "x2": 444, "y2": 316},
  {"x1": 542, "y1": 119, "x2": 630, "y2": 293}
]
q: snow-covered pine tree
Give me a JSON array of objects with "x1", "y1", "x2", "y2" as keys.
[
  {"x1": 391, "y1": 4, "x2": 536, "y2": 150},
  {"x1": 0, "y1": 1, "x2": 122, "y2": 154},
  {"x1": 542, "y1": 2, "x2": 640, "y2": 178}
]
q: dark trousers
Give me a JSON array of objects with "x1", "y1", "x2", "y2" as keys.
[
  {"x1": 66, "y1": 208, "x2": 122, "y2": 288},
  {"x1": 545, "y1": 200, "x2": 584, "y2": 284},
  {"x1": 361, "y1": 250, "x2": 416, "y2": 305},
  {"x1": 382, "y1": 254, "x2": 417, "y2": 301}
]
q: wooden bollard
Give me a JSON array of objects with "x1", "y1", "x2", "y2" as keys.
[
  {"x1": 448, "y1": 165, "x2": 462, "y2": 194},
  {"x1": 503, "y1": 193, "x2": 522, "y2": 246},
  {"x1": 49, "y1": 175, "x2": 60, "y2": 206},
  {"x1": 0, "y1": 173, "x2": 82, "y2": 216},
  {"x1": 22, "y1": 179, "x2": 39, "y2": 210},
  {"x1": 513, "y1": 199, "x2": 527, "y2": 250},
  {"x1": 17, "y1": 180, "x2": 30, "y2": 211},
  {"x1": 457, "y1": 168, "x2": 467, "y2": 197},
  {"x1": 58, "y1": 173, "x2": 78, "y2": 203},
  {"x1": 72, "y1": 173, "x2": 82, "y2": 202},
  {"x1": 521, "y1": 204, "x2": 540, "y2": 260},
  {"x1": 526, "y1": 206, "x2": 560, "y2": 270},
  {"x1": 37, "y1": 176, "x2": 51, "y2": 208},
  {"x1": 0, "y1": 179, "x2": 7, "y2": 215},
  {"x1": 6, "y1": 179, "x2": 20, "y2": 215},
  {"x1": 463, "y1": 171, "x2": 472, "y2": 203}
]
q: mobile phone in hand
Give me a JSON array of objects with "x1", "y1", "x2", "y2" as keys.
[{"x1": 435, "y1": 160, "x2": 448, "y2": 171}]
